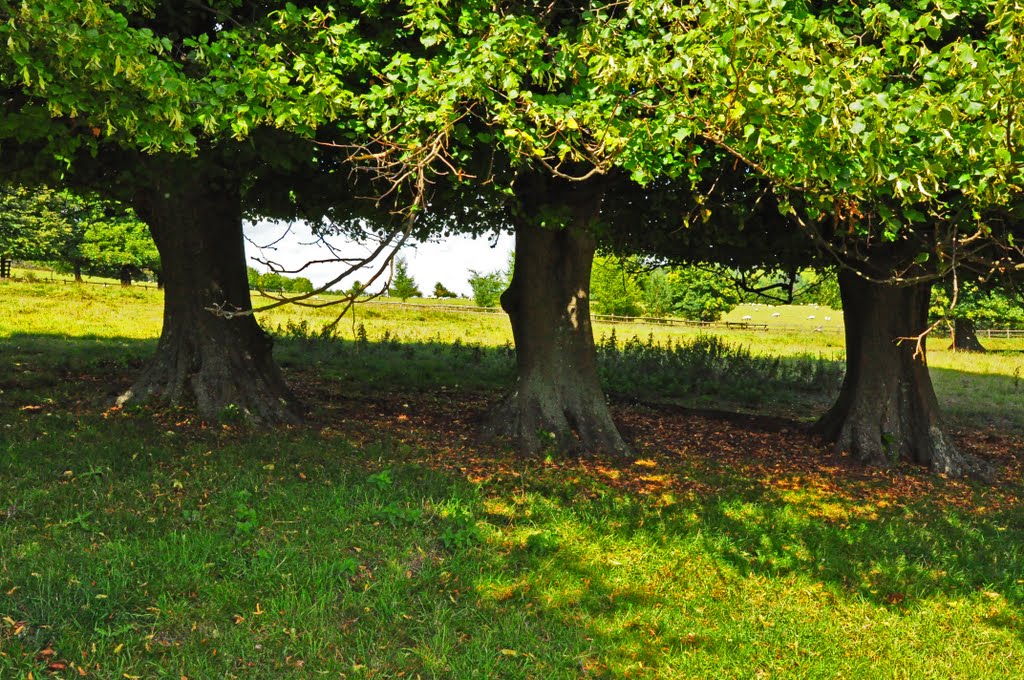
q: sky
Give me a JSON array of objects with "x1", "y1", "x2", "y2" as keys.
[{"x1": 244, "y1": 220, "x2": 513, "y2": 298}]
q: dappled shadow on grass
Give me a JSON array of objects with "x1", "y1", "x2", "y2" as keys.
[
  {"x1": 2, "y1": 334, "x2": 1024, "y2": 676},
  {"x1": 467, "y1": 474, "x2": 1024, "y2": 676},
  {"x1": 2, "y1": 330, "x2": 1021, "y2": 446},
  {"x1": 3, "y1": 420, "x2": 1021, "y2": 677},
  {"x1": 8, "y1": 328, "x2": 1022, "y2": 432},
  {"x1": 0, "y1": 333, "x2": 151, "y2": 409},
  {"x1": 298, "y1": 376, "x2": 1024, "y2": 614}
]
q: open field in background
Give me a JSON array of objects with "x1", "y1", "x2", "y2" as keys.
[
  {"x1": 10, "y1": 265, "x2": 161, "y2": 289},
  {"x1": 1, "y1": 277, "x2": 1024, "y2": 678},
  {"x1": 2, "y1": 277, "x2": 1022, "y2": 429}
]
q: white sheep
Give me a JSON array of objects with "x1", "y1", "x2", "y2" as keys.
[
  {"x1": 771, "y1": 312, "x2": 781, "y2": 317},
  {"x1": 807, "y1": 315, "x2": 816, "y2": 320}
]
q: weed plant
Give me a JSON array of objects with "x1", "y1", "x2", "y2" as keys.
[
  {"x1": 596, "y1": 331, "x2": 844, "y2": 409},
  {"x1": 272, "y1": 320, "x2": 517, "y2": 393},
  {"x1": 272, "y1": 321, "x2": 845, "y2": 412}
]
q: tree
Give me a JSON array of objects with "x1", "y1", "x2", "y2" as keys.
[
  {"x1": 794, "y1": 270, "x2": 842, "y2": 311},
  {"x1": 74, "y1": 208, "x2": 160, "y2": 285},
  {"x1": 187, "y1": 0, "x2": 1019, "y2": 470},
  {"x1": 107, "y1": 153, "x2": 297, "y2": 422},
  {"x1": 932, "y1": 281, "x2": 1024, "y2": 352},
  {"x1": 589, "y1": 255, "x2": 644, "y2": 317},
  {"x1": 579, "y1": 0, "x2": 1023, "y2": 476},
  {"x1": 467, "y1": 268, "x2": 508, "y2": 308},
  {"x1": 247, "y1": 268, "x2": 314, "y2": 295},
  {"x1": 246, "y1": 267, "x2": 261, "y2": 289},
  {"x1": 0, "y1": 6, "x2": 274, "y2": 421},
  {"x1": 433, "y1": 281, "x2": 457, "y2": 298},
  {"x1": 484, "y1": 172, "x2": 630, "y2": 457},
  {"x1": 641, "y1": 269, "x2": 674, "y2": 318},
  {"x1": 0, "y1": 0, "x2": 411, "y2": 424},
  {"x1": 0, "y1": 184, "x2": 73, "y2": 274},
  {"x1": 290, "y1": 277, "x2": 314, "y2": 294},
  {"x1": 256, "y1": 271, "x2": 289, "y2": 293},
  {"x1": 667, "y1": 266, "x2": 741, "y2": 322},
  {"x1": 390, "y1": 257, "x2": 421, "y2": 301},
  {"x1": 1, "y1": 184, "x2": 160, "y2": 284},
  {"x1": 347, "y1": 280, "x2": 366, "y2": 297}
]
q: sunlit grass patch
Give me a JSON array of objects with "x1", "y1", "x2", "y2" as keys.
[{"x1": 1, "y1": 404, "x2": 1023, "y2": 677}]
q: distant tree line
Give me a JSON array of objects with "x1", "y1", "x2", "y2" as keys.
[
  {"x1": 247, "y1": 267, "x2": 314, "y2": 294},
  {"x1": 0, "y1": 184, "x2": 159, "y2": 285}
]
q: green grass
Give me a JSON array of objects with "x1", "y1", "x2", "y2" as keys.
[
  {"x1": 1, "y1": 392, "x2": 1022, "y2": 678},
  {"x1": 3, "y1": 276, "x2": 1023, "y2": 426},
  {"x1": 2, "y1": 277, "x2": 1024, "y2": 678},
  {"x1": 2, "y1": 276, "x2": 1022, "y2": 425}
]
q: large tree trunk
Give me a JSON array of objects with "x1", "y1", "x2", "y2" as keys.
[
  {"x1": 814, "y1": 270, "x2": 990, "y2": 478},
  {"x1": 486, "y1": 212, "x2": 630, "y2": 459},
  {"x1": 118, "y1": 158, "x2": 299, "y2": 424},
  {"x1": 949, "y1": 317, "x2": 986, "y2": 353}
]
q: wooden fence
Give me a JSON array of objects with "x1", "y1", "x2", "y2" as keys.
[{"x1": 374, "y1": 301, "x2": 840, "y2": 335}]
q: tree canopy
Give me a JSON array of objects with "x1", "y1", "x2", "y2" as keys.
[
  {"x1": 3, "y1": 0, "x2": 1022, "y2": 472},
  {"x1": 0, "y1": 184, "x2": 71, "y2": 262}
]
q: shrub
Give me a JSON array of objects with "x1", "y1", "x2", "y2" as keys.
[{"x1": 468, "y1": 269, "x2": 508, "y2": 307}]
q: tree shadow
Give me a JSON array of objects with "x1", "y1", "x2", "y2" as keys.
[
  {"x1": 457, "y1": 467, "x2": 1024, "y2": 677},
  {"x1": 2, "y1": 332, "x2": 1023, "y2": 675}
]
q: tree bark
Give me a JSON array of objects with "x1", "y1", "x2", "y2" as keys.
[
  {"x1": 949, "y1": 317, "x2": 986, "y2": 353},
  {"x1": 0, "y1": 255, "x2": 10, "y2": 278},
  {"x1": 814, "y1": 270, "x2": 991, "y2": 478},
  {"x1": 119, "y1": 158, "x2": 299, "y2": 424},
  {"x1": 73, "y1": 262, "x2": 83, "y2": 282},
  {"x1": 486, "y1": 196, "x2": 630, "y2": 459}
]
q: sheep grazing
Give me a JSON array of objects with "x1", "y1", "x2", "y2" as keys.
[
  {"x1": 807, "y1": 315, "x2": 816, "y2": 320},
  {"x1": 824, "y1": 316, "x2": 831, "y2": 321},
  {"x1": 742, "y1": 315, "x2": 753, "y2": 320},
  {"x1": 771, "y1": 312, "x2": 781, "y2": 317}
]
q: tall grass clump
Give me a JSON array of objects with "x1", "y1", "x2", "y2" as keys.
[
  {"x1": 272, "y1": 320, "x2": 517, "y2": 392},
  {"x1": 271, "y1": 321, "x2": 844, "y2": 411},
  {"x1": 597, "y1": 331, "x2": 844, "y2": 407}
]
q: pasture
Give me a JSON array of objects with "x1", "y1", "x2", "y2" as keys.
[{"x1": 1, "y1": 278, "x2": 1023, "y2": 678}]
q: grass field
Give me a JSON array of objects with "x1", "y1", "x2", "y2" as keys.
[
  {"x1": 3, "y1": 277, "x2": 1020, "y2": 426},
  {"x1": 2, "y1": 277, "x2": 1024, "y2": 678}
]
